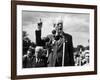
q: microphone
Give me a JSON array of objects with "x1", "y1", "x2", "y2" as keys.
[
  {"x1": 52, "y1": 29, "x2": 56, "y2": 35},
  {"x1": 52, "y1": 29, "x2": 62, "y2": 41}
]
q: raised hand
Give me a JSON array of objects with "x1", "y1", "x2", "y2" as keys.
[{"x1": 37, "y1": 18, "x2": 43, "y2": 30}]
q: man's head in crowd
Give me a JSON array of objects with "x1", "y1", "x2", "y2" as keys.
[{"x1": 35, "y1": 46, "x2": 43, "y2": 58}]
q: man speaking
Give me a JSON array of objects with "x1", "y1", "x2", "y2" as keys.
[{"x1": 35, "y1": 19, "x2": 75, "y2": 67}]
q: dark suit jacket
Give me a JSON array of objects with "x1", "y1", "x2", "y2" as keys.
[
  {"x1": 35, "y1": 30, "x2": 74, "y2": 66},
  {"x1": 32, "y1": 56, "x2": 47, "y2": 67}
]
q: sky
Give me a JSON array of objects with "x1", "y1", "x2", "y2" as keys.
[{"x1": 22, "y1": 11, "x2": 90, "y2": 47}]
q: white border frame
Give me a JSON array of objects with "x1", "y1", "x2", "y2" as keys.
[{"x1": 17, "y1": 5, "x2": 94, "y2": 75}]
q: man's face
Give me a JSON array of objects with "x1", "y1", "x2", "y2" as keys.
[
  {"x1": 56, "y1": 23, "x2": 63, "y2": 35},
  {"x1": 27, "y1": 50, "x2": 32, "y2": 58},
  {"x1": 85, "y1": 54, "x2": 89, "y2": 62},
  {"x1": 35, "y1": 47, "x2": 43, "y2": 58}
]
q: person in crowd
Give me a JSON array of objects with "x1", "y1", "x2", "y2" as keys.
[
  {"x1": 35, "y1": 19, "x2": 75, "y2": 67},
  {"x1": 23, "y1": 49, "x2": 34, "y2": 68},
  {"x1": 32, "y1": 46, "x2": 48, "y2": 67},
  {"x1": 23, "y1": 37, "x2": 31, "y2": 55},
  {"x1": 81, "y1": 50, "x2": 89, "y2": 66}
]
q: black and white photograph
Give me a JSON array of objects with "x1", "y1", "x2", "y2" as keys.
[
  {"x1": 22, "y1": 11, "x2": 90, "y2": 68},
  {"x1": 11, "y1": 1, "x2": 97, "y2": 79}
]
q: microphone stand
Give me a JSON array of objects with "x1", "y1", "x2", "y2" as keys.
[{"x1": 62, "y1": 36, "x2": 65, "y2": 67}]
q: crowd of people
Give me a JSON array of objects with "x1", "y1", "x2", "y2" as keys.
[
  {"x1": 74, "y1": 46, "x2": 89, "y2": 66},
  {"x1": 22, "y1": 19, "x2": 90, "y2": 68}
]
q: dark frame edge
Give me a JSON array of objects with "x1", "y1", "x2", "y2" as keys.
[
  {"x1": 16, "y1": 71, "x2": 96, "y2": 79},
  {"x1": 11, "y1": 0, "x2": 97, "y2": 80},
  {"x1": 11, "y1": 1, "x2": 17, "y2": 80},
  {"x1": 15, "y1": 1, "x2": 97, "y2": 9},
  {"x1": 94, "y1": 5, "x2": 97, "y2": 75}
]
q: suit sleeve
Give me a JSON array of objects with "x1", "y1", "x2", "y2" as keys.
[
  {"x1": 35, "y1": 30, "x2": 43, "y2": 46},
  {"x1": 68, "y1": 36, "x2": 75, "y2": 66},
  {"x1": 35, "y1": 30, "x2": 50, "y2": 47}
]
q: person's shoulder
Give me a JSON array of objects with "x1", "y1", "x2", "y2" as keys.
[
  {"x1": 63, "y1": 32, "x2": 72, "y2": 38},
  {"x1": 23, "y1": 55, "x2": 28, "y2": 61}
]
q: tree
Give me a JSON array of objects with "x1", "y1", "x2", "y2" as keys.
[{"x1": 23, "y1": 31, "x2": 31, "y2": 55}]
